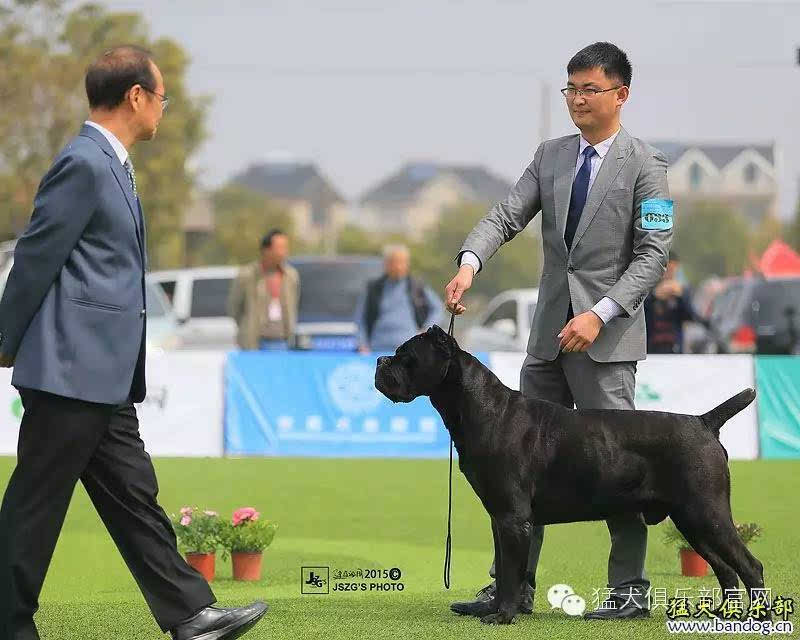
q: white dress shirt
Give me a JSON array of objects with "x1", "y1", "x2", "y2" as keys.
[
  {"x1": 460, "y1": 128, "x2": 625, "y2": 324},
  {"x1": 85, "y1": 120, "x2": 129, "y2": 166}
]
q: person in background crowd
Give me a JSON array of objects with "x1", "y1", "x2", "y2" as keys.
[
  {"x1": 227, "y1": 229, "x2": 300, "y2": 350},
  {"x1": 355, "y1": 244, "x2": 443, "y2": 353},
  {"x1": 644, "y1": 251, "x2": 707, "y2": 354}
]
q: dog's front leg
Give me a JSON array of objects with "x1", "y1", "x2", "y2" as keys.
[{"x1": 481, "y1": 514, "x2": 531, "y2": 625}]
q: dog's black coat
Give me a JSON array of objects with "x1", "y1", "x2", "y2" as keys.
[{"x1": 375, "y1": 326, "x2": 766, "y2": 624}]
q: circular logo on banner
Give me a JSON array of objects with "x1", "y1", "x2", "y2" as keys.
[{"x1": 327, "y1": 361, "x2": 383, "y2": 415}]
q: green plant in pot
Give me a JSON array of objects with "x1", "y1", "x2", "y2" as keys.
[
  {"x1": 662, "y1": 517, "x2": 763, "y2": 577},
  {"x1": 222, "y1": 507, "x2": 278, "y2": 581},
  {"x1": 172, "y1": 507, "x2": 223, "y2": 582}
]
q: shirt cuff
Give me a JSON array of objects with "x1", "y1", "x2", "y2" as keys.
[
  {"x1": 591, "y1": 296, "x2": 625, "y2": 324},
  {"x1": 459, "y1": 251, "x2": 482, "y2": 274}
]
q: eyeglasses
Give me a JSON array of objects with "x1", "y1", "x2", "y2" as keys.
[
  {"x1": 141, "y1": 86, "x2": 170, "y2": 110},
  {"x1": 560, "y1": 86, "x2": 621, "y2": 99}
]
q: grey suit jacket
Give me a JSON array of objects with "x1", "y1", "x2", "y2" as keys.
[
  {"x1": 459, "y1": 127, "x2": 672, "y2": 362},
  {"x1": 0, "y1": 124, "x2": 148, "y2": 404}
]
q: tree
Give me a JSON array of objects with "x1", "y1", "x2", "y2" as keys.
[
  {"x1": 0, "y1": 0, "x2": 208, "y2": 268},
  {"x1": 409, "y1": 202, "x2": 543, "y2": 305},
  {"x1": 674, "y1": 201, "x2": 750, "y2": 285},
  {"x1": 786, "y1": 197, "x2": 800, "y2": 253},
  {"x1": 207, "y1": 184, "x2": 293, "y2": 265}
]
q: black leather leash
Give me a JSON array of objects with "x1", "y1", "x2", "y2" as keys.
[{"x1": 444, "y1": 311, "x2": 455, "y2": 589}]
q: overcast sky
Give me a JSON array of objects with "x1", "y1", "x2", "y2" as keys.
[{"x1": 82, "y1": 0, "x2": 799, "y2": 218}]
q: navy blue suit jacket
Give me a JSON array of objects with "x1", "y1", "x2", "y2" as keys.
[{"x1": 0, "y1": 124, "x2": 148, "y2": 404}]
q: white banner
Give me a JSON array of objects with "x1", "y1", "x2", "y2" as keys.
[
  {"x1": 0, "y1": 351, "x2": 225, "y2": 457},
  {"x1": 488, "y1": 353, "x2": 758, "y2": 460},
  {"x1": 0, "y1": 370, "x2": 21, "y2": 456},
  {"x1": 136, "y1": 350, "x2": 225, "y2": 457}
]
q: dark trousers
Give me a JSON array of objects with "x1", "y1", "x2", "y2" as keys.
[
  {"x1": 488, "y1": 352, "x2": 650, "y2": 608},
  {"x1": 0, "y1": 388, "x2": 215, "y2": 640}
]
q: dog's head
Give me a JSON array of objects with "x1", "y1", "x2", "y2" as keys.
[{"x1": 374, "y1": 325, "x2": 457, "y2": 403}]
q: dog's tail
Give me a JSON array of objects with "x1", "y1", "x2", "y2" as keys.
[{"x1": 700, "y1": 388, "x2": 756, "y2": 437}]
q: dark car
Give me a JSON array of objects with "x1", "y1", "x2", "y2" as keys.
[
  {"x1": 291, "y1": 255, "x2": 384, "y2": 350},
  {"x1": 708, "y1": 276, "x2": 800, "y2": 354}
]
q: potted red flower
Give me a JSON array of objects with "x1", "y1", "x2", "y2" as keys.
[
  {"x1": 172, "y1": 507, "x2": 223, "y2": 582},
  {"x1": 222, "y1": 507, "x2": 278, "y2": 581}
]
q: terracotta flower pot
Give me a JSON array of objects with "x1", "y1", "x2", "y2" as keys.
[
  {"x1": 680, "y1": 548, "x2": 708, "y2": 577},
  {"x1": 232, "y1": 552, "x2": 263, "y2": 581},
  {"x1": 185, "y1": 552, "x2": 216, "y2": 582}
]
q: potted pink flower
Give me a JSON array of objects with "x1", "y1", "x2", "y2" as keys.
[
  {"x1": 172, "y1": 507, "x2": 223, "y2": 582},
  {"x1": 222, "y1": 507, "x2": 278, "y2": 581}
]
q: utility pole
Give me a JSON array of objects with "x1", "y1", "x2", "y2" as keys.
[{"x1": 539, "y1": 79, "x2": 551, "y2": 144}]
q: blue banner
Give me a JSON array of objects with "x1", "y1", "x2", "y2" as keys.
[{"x1": 224, "y1": 351, "x2": 489, "y2": 457}]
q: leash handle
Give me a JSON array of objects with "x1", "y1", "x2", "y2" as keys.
[{"x1": 444, "y1": 311, "x2": 456, "y2": 589}]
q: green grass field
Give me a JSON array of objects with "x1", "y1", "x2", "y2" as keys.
[{"x1": 0, "y1": 457, "x2": 797, "y2": 639}]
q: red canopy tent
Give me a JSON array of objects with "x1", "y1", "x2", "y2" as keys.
[{"x1": 754, "y1": 240, "x2": 800, "y2": 277}]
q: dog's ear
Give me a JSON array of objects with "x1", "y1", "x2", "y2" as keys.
[{"x1": 426, "y1": 324, "x2": 454, "y2": 355}]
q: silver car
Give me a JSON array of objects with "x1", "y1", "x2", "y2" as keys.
[{"x1": 462, "y1": 288, "x2": 539, "y2": 352}]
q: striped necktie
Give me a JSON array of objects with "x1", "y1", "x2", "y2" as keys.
[{"x1": 123, "y1": 158, "x2": 138, "y2": 198}]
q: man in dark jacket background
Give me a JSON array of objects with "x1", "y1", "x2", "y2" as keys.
[{"x1": 355, "y1": 244, "x2": 442, "y2": 352}]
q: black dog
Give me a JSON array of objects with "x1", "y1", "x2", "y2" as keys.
[{"x1": 375, "y1": 325, "x2": 765, "y2": 625}]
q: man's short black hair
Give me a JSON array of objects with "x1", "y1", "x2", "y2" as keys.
[
  {"x1": 567, "y1": 42, "x2": 632, "y2": 88},
  {"x1": 261, "y1": 229, "x2": 286, "y2": 249},
  {"x1": 85, "y1": 45, "x2": 156, "y2": 110}
]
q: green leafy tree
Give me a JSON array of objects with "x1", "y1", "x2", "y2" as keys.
[
  {"x1": 786, "y1": 197, "x2": 800, "y2": 253},
  {"x1": 0, "y1": 0, "x2": 208, "y2": 268},
  {"x1": 674, "y1": 201, "x2": 750, "y2": 285},
  {"x1": 336, "y1": 224, "x2": 389, "y2": 256},
  {"x1": 409, "y1": 202, "x2": 543, "y2": 304},
  {"x1": 207, "y1": 184, "x2": 293, "y2": 265}
]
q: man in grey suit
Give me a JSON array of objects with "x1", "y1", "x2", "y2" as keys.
[
  {"x1": 0, "y1": 47, "x2": 266, "y2": 640},
  {"x1": 445, "y1": 42, "x2": 672, "y2": 620}
]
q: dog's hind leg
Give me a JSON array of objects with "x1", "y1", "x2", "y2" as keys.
[
  {"x1": 671, "y1": 507, "x2": 767, "y2": 619},
  {"x1": 481, "y1": 513, "x2": 532, "y2": 625},
  {"x1": 669, "y1": 513, "x2": 739, "y2": 615}
]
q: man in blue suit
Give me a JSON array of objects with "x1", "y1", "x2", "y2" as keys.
[{"x1": 0, "y1": 46, "x2": 267, "y2": 640}]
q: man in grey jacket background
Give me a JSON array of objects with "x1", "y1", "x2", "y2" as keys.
[
  {"x1": 445, "y1": 42, "x2": 672, "y2": 621},
  {"x1": 0, "y1": 46, "x2": 266, "y2": 640}
]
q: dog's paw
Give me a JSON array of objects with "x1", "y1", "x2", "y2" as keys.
[{"x1": 480, "y1": 611, "x2": 516, "y2": 625}]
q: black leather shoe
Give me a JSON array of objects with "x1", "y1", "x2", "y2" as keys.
[
  {"x1": 584, "y1": 597, "x2": 650, "y2": 620},
  {"x1": 450, "y1": 581, "x2": 534, "y2": 617},
  {"x1": 171, "y1": 602, "x2": 268, "y2": 640}
]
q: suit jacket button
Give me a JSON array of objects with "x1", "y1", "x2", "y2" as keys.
[
  {"x1": 567, "y1": 266, "x2": 575, "y2": 274},
  {"x1": 140, "y1": 309, "x2": 146, "y2": 317}
]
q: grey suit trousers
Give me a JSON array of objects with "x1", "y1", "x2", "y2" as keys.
[{"x1": 488, "y1": 351, "x2": 650, "y2": 608}]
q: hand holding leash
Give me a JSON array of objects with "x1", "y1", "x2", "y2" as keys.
[{"x1": 445, "y1": 265, "x2": 474, "y2": 315}]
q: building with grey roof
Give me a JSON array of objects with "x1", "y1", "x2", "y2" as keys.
[
  {"x1": 231, "y1": 161, "x2": 348, "y2": 251},
  {"x1": 356, "y1": 162, "x2": 511, "y2": 240},
  {"x1": 650, "y1": 141, "x2": 778, "y2": 225}
]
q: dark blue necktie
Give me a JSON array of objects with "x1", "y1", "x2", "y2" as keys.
[{"x1": 564, "y1": 145, "x2": 596, "y2": 251}]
